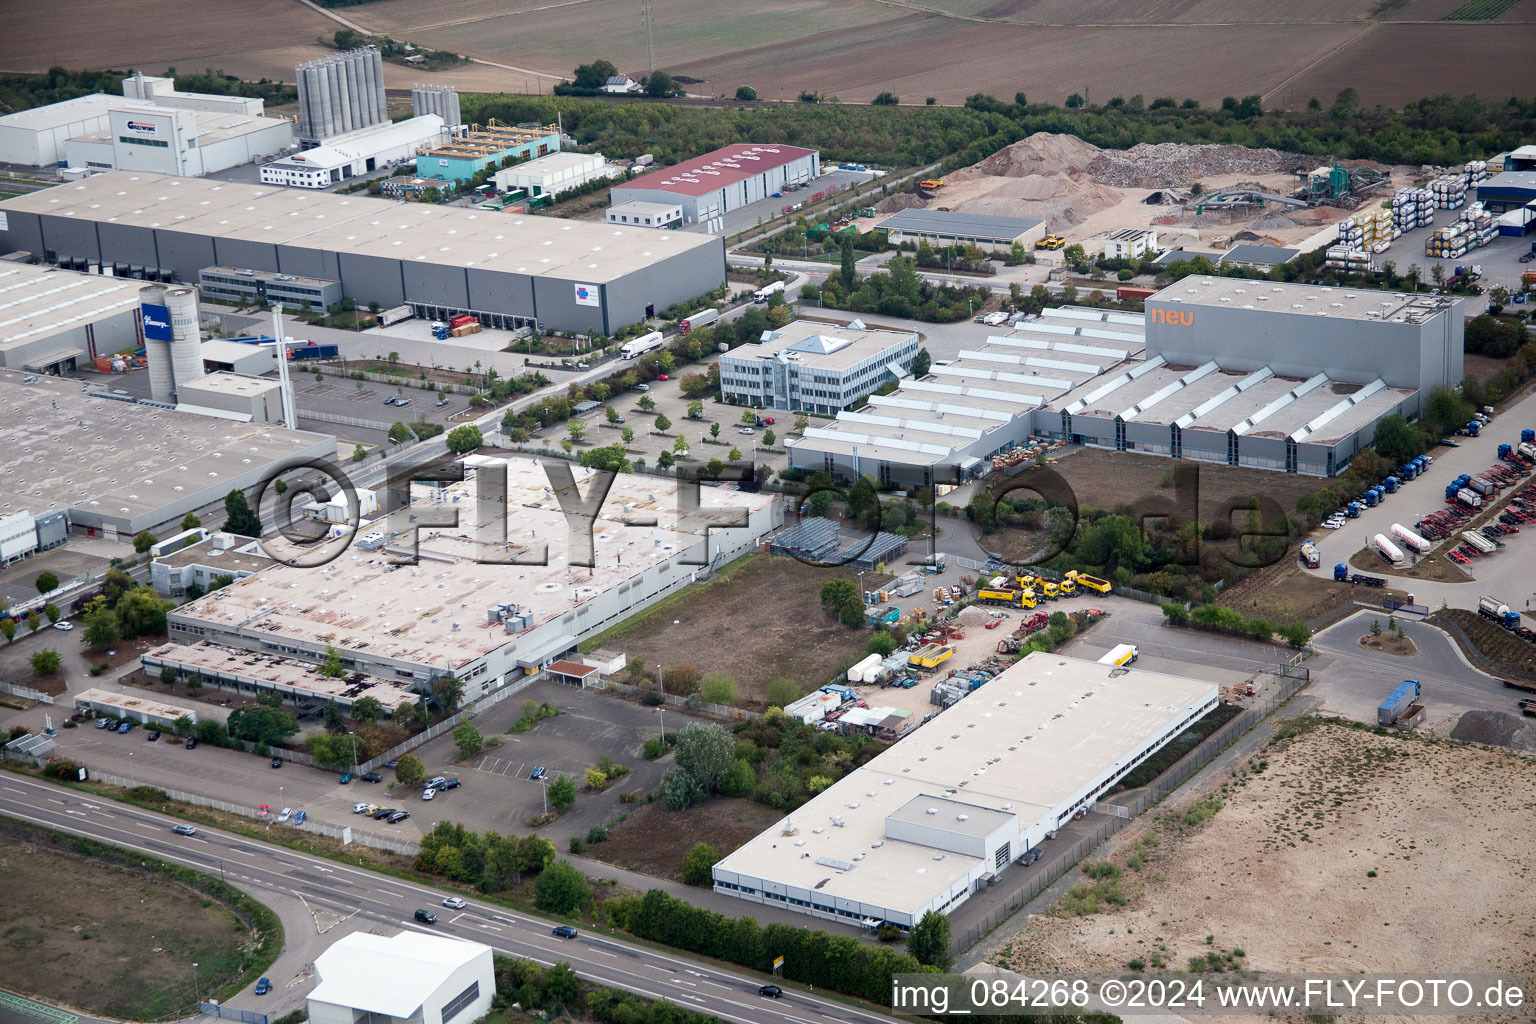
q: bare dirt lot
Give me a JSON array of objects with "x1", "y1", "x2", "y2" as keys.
[
  {"x1": 994, "y1": 720, "x2": 1536, "y2": 982},
  {"x1": 1217, "y1": 559, "x2": 1397, "y2": 628},
  {"x1": 581, "y1": 797, "x2": 783, "y2": 883},
  {"x1": 581, "y1": 554, "x2": 889, "y2": 707},
  {"x1": 0, "y1": 824, "x2": 254, "y2": 1019}
]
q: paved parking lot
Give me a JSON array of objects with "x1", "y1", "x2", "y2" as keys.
[{"x1": 1385, "y1": 219, "x2": 1533, "y2": 296}]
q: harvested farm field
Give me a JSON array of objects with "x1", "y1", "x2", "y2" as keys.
[
  {"x1": 12, "y1": 0, "x2": 1531, "y2": 109},
  {"x1": 579, "y1": 554, "x2": 889, "y2": 707},
  {"x1": 581, "y1": 798, "x2": 783, "y2": 883},
  {"x1": 993, "y1": 720, "x2": 1536, "y2": 983}
]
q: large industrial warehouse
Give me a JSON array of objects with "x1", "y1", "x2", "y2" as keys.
[
  {"x1": 167, "y1": 455, "x2": 782, "y2": 696},
  {"x1": 712, "y1": 652, "x2": 1218, "y2": 929},
  {"x1": 788, "y1": 278, "x2": 1460, "y2": 484},
  {"x1": 0, "y1": 173, "x2": 727, "y2": 335},
  {"x1": 0, "y1": 261, "x2": 144, "y2": 373},
  {"x1": 0, "y1": 371, "x2": 333, "y2": 537},
  {"x1": 610, "y1": 144, "x2": 821, "y2": 229}
]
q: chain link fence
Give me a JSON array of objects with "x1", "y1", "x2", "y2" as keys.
[
  {"x1": 90, "y1": 770, "x2": 420, "y2": 857},
  {"x1": 952, "y1": 667, "x2": 1310, "y2": 952},
  {"x1": 199, "y1": 1003, "x2": 267, "y2": 1024}
]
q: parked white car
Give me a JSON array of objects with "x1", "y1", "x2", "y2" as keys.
[{"x1": 277, "y1": 807, "x2": 292, "y2": 823}]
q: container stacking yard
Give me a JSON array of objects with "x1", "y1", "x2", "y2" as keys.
[{"x1": 712, "y1": 653, "x2": 1217, "y2": 929}]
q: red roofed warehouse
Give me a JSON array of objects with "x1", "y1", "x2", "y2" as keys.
[{"x1": 610, "y1": 144, "x2": 820, "y2": 228}]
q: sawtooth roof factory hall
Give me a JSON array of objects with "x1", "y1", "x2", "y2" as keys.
[{"x1": 0, "y1": 172, "x2": 727, "y2": 336}]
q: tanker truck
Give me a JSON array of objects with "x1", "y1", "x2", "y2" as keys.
[
  {"x1": 1478, "y1": 595, "x2": 1520, "y2": 629},
  {"x1": 1372, "y1": 533, "x2": 1405, "y2": 567},
  {"x1": 1390, "y1": 523, "x2": 1431, "y2": 555}
]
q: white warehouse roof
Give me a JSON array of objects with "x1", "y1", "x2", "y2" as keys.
[{"x1": 310, "y1": 932, "x2": 490, "y2": 1017}]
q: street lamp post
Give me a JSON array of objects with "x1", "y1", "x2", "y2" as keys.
[{"x1": 192, "y1": 962, "x2": 199, "y2": 1007}]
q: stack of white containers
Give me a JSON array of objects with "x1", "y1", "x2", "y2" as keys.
[
  {"x1": 1340, "y1": 205, "x2": 1397, "y2": 254},
  {"x1": 1391, "y1": 188, "x2": 1435, "y2": 233},
  {"x1": 1325, "y1": 245, "x2": 1374, "y2": 273},
  {"x1": 1459, "y1": 201, "x2": 1498, "y2": 248},
  {"x1": 1430, "y1": 174, "x2": 1467, "y2": 209},
  {"x1": 1462, "y1": 159, "x2": 1488, "y2": 187}
]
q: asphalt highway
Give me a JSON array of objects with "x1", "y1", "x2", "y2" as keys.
[{"x1": 0, "y1": 774, "x2": 894, "y2": 1024}]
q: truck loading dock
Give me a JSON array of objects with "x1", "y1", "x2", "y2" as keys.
[
  {"x1": 0, "y1": 172, "x2": 726, "y2": 336},
  {"x1": 712, "y1": 652, "x2": 1217, "y2": 929}
]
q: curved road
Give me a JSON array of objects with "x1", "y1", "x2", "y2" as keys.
[{"x1": 0, "y1": 774, "x2": 892, "y2": 1024}]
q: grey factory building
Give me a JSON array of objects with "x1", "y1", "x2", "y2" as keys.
[
  {"x1": 789, "y1": 279, "x2": 1461, "y2": 484},
  {"x1": 0, "y1": 173, "x2": 727, "y2": 336},
  {"x1": 719, "y1": 319, "x2": 921, "y2": 415},
  {"x1": 0, "y1": 370, "x2": 333, "y2": 538},
  {"x1": 877, "y1": 208, "x2": 1046, "y2": 250},
  {"x1": 0, "y1": 261, "x2": 144, "y2": 374}
]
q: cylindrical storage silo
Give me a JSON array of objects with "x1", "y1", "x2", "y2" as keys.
[
  {"x1": 340, "y1": 54, "x2": 359, "y2": 134},
  {"x1": 165, "y1": 286, "x2": 203, "y2": 401},
  {"x1": 140, "y1": 285, "x2": 174, "y2": 403},
  {"x1": 326, "y1": 60, "x2": 344, "y2": 137},
  {"x1": 369, "y1": 47, "x2": 387, "y2": 125}
]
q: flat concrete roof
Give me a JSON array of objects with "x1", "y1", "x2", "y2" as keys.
[
  {"x1": 72, "y1": 108, "x2": 289, "y2": 148},
  {"x1": 179, "y1": 371, "x2": 281, "y2": 397},
  {"x1": 203, "y1": 266, "x2": 334, "y2": 288},
  {"x1": 170, "y1": 455, "x2": 777, "y2": 672},
  {"x1": 1153, "y1": 277, "x2": 1456, "y2": 324},
  {"x1": 73, "y1": 687, "x2": 198, "y2": 722},
  {"x1": 725, "y1": 319, "x2": 915, "y2": 373},
  {"x1": 143, "y1": 640, "x2": 420, "y2": 711},
  {"x1": 0, "y1": 172, "x2": 720, "y2": 285},
  {"x1": 0, "y1": 262, "x2": 141, "y2": 356},
  {"x1": 155, "y1": 534, "x2": 271, "y2": 574},
  {"x1": 0, "y1": 370, "x2": 328, "y2": 525},
  {"x1": 608, "y1": 200, "x2": 681, "y2": 215},
  {"x1": 714, "y1": 653, "x2": 1216, "y2": 914}
]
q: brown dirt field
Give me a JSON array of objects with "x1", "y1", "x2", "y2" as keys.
[
  {"x1": 582, "y1": 798, "x2": 783, "y2": 882},
  {"x1": 1217, "y1": 559, "x2": 1398, "y2": 627},
  {"x1": 0, "y1": 829, "x2": 253, "y2": 1019},
  {"x1": 1358, "y1": 632, "x2": 1418, "y2": 656},
  {"x1": 580, "y1": 554, "x2": 890, "y2": 707},
  {"x1": 1464, "y1": 353, "x2": 1512, "y2": 384},
  {"x1": 1435, "y1": 608, "x2": 1536, "y2": 682},
  {"x1": 1277, "y1": 21, "x2": 1536, "y2": 109},
  {"x1": 994, "y1": 721, "x2": 1536, "y2": 983}
]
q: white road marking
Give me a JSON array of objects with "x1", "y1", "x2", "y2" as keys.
[
  {"x1": 478, "y1": 923, "x2": 503, "y2": 931},
  {"x1": 591, "y1": 948, "x2": 617, "y2": 957},
  {"x1": 46, "y1": 797, "x2": 64, "y2": 805}
]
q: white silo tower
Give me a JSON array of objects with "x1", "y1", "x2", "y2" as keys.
[{"x1": 139, "y1": 284, "x2": 202, "y2": 404}]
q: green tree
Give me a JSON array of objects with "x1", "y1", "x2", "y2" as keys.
[
  {"x1": 867, "y1": 631, "x2": 897, "y2": 657},
  {"x1": 395, "y1": 753, "x2": 425, "y2": 786},
  {"x1": 352, "y1": 443, "x2": 367, "y2": 463},
  {"x1": 351, "y1": 695, "x2": 385, "y2": 723},
  {"x1": 115, "y1": 585, "x2": 169, "y2": 638},
  {"x1": 548, "y1": 773, "x2": 577, "y2": 810},
  {"x1": 820, "y1": 578, "x2": 857, "y2": 615},
  {"x1": 672, "y1": 434, "x2": 689, "y2": 455},
  {"x1": 83, "y1": 607, "x2": 119, "y2": 650},
  {"x1": 25, "y1": 609, "x2": 38, "y2": 634},
  {"x1": 133, "y1": 529, "x2": 157, "y2": 553},
  {"x1": 840, "y1": 234, "x2": 857, "y2": 289},
  {"x1": 654, "y1": 412, "x2": 671, "y2": 433},
  {"x1": 534, "y1": 860, "x2": 590, "y2": 914},
  {"x1": 29, "y1": 649, "x2": 62, "y2": 676},
  {"x1": 763, "y1": 429, "x2": 776, "y2": 446},
  {"x1": 227, "y1": 705, "x2": 300, "y2": 746},
  {"x1": 434, "y1": 675, "x2": 464, "y2": 713},
  {"x1": 0, "y1": 619, "x2": 13, "y2": 644},
  {"x1": 605, "y1": 405, "x2": 620, "y2": 424},
  {"x1": 446, "y1": 424, "x2": 483, "y2": 453},
  {"x1": 735, "y1": 85, "x2": 758, "y2": 101},
  {"x1": 728, "y1": 446, "x2": 743, "y2": 462},
  {"x1": 320, "y1": 644, "x2": 346, "y2": 678},
  {"x1": 682, "y1": 842, "x2": 719, "y2": 885},
  {"x1": 160, "y1": 665, "x2": 179, "y2": 686},
  {"x1": 180, "y1": 511, "x2": 202, "y2": 531},
  {"x1": 35, "y1": 571, "x2": 59, "y2": 595},
  {"x1": 540, "y1": 963, "x2": 580, "y2": 1011},
  {"x1": 223, "y1": 488, "x2": 263, "y2": 538},
  {"x1": 323, "y1": 700, "x2": 346, "y2": 733},
  {"x1": 638, "y1": 395, "x2": 656, "y2": 412},
  {"x1": 333, "y1": 28, "x2": 364, "y2": 50},
  {"x1": 1371, "y1": 414, "x2": 1421, "y2": 466},
  {"x1": 452, "y1": 722, "x2": 484, "y2": 758},
  {"x1": 765, "y1": 677, "x2": 800, "y2": 707},
  {"x1": 387, "y1": 421, "x2": 412, "y2": 446},
  {"x1": 567, "y1": 417, "x2": 586, "y2": 441},
  {"x1": 907, "y1": 910, "x2": 954, "y2": 970},
  {"x1": 657, "y1": 766, "x2": 705, "y2": 809},
  {"x1": 710, "y1": 422, "x2": 721, "y2": 439},
  {"x1": 700, "y1": 674, "x2": 739, "y2": 705},
  {"x1": 872, "y1": 91, "x2": 899, "y2": 106},
  {"x1": 673, "y1": 722, "x2": 734, "y2": 793},
  {"x1": 620, "y1": 427, "x2": 635, "y2": 446},
  {"x1": 585, "y1": 766, "x2": 607, "y2": 790},
  {"x1": 645, "y1": 70, "x2": 676, "y2": 97}
]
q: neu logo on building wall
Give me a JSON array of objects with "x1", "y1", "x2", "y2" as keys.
[
  {"x1": 125, "y1": 120, "x2": 159, "y2": 134},
  {"x1": 140, "y1": 303, "x2": 173, "y2": 341},
  {"x1": 1150, "y1": 307, "x2": 1195, "y2": 327}
]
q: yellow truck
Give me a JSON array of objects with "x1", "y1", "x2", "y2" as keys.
[
  {"x1": 1065, "y1": 570, "x2": 1113, "y2": 595},
  {"x1": 978, "y1": 576, "x2": 1037, "y2": 608},
  {"x1": 1039, "y1": 580, "x2": 1060, "y2": 600},
  {"x1": 1057, "y1": 577, "x2": 1077, "y2": 597},
  {"x1": 910, "y1": 644, "x2": 955, "y2": 670},
  {"x1": 1035, "y1": 234, "x2": 1067, "y2": 250}
]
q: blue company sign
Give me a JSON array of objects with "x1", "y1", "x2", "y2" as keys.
[{"x1": 141, "y1": 303, "x2": 173, "y2": 341}]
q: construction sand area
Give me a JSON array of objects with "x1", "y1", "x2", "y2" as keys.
[
  {"x1": 873, "y1": 133, "x2": 1414, "y2": 253},
  {"x1": 993, "y1": 720, "x2": 1536, "y2": 983}
]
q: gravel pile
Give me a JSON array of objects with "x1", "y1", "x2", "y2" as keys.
[
  {"x1": 1086, "y1": 143, "x2": 1309, "y2": 188},
  {"x1": 1448, "y1": 709, "x2": 1536, "y2": 752}
]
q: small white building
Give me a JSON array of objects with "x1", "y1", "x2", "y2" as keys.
[
  {"x1": 149, "y1": 532, "x2": 270, "y2": 598},
  {"x1": 1101, "y1": 228, "x2": 1159, "y2": 260},
  {"x1": 260, "y1": 115, "x2": 448, "y2": 189},
  {"x1": 492, "y1": 151, "x2": 613, "y2": 199},
  {"x1": 307, "y1": 932, "x2": 494, "y2": 1024},
  {"x1": 603, "y1": 76, "x2": 642, "y2": 94},
  {"x1": 176, "y1": 372, "x2": 287, "y2": 423},
  {"x1": 0, "y1": 511, "x2": 38, "y2": 567},
  {"x1": 606, "y1": 200, "x2": 683, "y2": 229}
]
